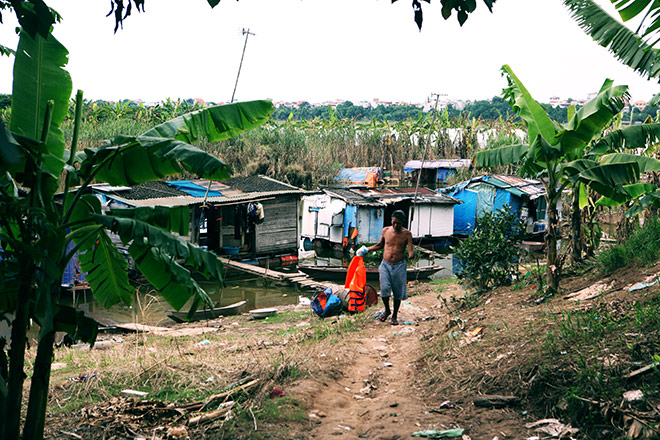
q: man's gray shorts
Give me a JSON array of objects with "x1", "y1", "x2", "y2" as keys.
[{"x1": 379, "y1": 260, "x2": 408, "y2": 300}]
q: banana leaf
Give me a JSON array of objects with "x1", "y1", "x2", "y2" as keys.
[
  {"x1": 595, "y1": 183, "x2": 659, "y2": 207},
  {"x1": 10, "y1": 30, "x2": 71, "y2": 183},
  {"x1": 561, "y1": 80, "x2": 628, "y2": 157},
  {"x1": 0, "y1": 124, "x2": 25, "y2": 174},
  {"x1": 599, "y1": 152, "x2": 660, "y2": 172},
  {"x1": 129, "y1": 244, "x2": 210, "y2": 311},
  {"x1": 76, "y1": 227, "x2": 132, "y2": 308},
  {"x1": 578, "y1": 161, "x2": 640, "y2": 201},
  {"x1": 590, "y1": 123, "x2": 660, "y2": 156},
  {"x1": 475, "y1": 144, "x2": 528, "y2": 167},
  {"x1": 76, "y1": 101, "x2": 273, "y2": 186},
  {"x1": 501, "y1": 65, "x2": 555, "y2": 144},
  {"x1": 563, "y1": 0, "x2": 660, "y2": 79}
]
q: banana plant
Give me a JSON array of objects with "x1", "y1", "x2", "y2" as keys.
[
  {"x1": 476, "y1": 65, "x2": 660, "y2": 291},
  {"x1": 0, "y1": 28, "x2": 273, "y2": 440},
  {"x1": 563, "y1": 0, "x2": 660, "y2": 102}
]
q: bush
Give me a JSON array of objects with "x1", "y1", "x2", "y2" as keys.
[
  {"x1": 453, "y1": 207, "x2": 525, "y2": 292},
  {"x1": 597, "y1": 217, "x2": 660, "y2": 274}
]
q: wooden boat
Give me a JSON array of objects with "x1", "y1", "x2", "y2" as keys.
[
  {"x1": 167, "y1": 300, "x2": 247, "y2": 323},
  {"x1": 298, "y1": 264, "x2": 444, "y2": 282},
  {"x1": 249, "y1": 308, "x2": 278, "y2": 319}
]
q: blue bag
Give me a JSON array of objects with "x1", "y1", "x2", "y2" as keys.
[{"x1": 311, "y1": 287, "x2": 342, "y2": 318}]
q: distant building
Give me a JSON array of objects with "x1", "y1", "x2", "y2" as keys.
[{"x1": 633, "y1": 100, "x2": 648, "y2": 111}]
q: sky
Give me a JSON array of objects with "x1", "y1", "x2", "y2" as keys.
[{"x1": 0, "y1": 0, "x2": 659, "y2": 105}]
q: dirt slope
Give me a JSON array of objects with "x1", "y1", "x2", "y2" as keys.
[{"x1": 291, "y1": 286, "x2": 532, "y2": 439}]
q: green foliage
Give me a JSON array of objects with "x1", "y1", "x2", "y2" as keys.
[
  {"x1": 538, "y1": 293, "x2": 660, "y2": 438},
  {"x1": 512, "y1": 263, "x2": 546, "y2": 294},
  {"x1": 453, "y1": 207, "x2": 525, "y2": 292},
  {"x1": 0, "y1": 15, "x2": 273, "y2": 439},
  {"x1": 597, "y1": 217, "x2": 660, "y2": 274},
  {"x1": 254, "y1": 396, "x2": 307, "y2": 423}
]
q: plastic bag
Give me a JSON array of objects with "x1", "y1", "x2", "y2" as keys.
[{"x1": 311, "y1": 287, "x2": 342, "y2": 318}]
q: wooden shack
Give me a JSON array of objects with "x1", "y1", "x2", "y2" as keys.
[{"x1": 90, "y1": 175, "x2": 308, "y2": 258}]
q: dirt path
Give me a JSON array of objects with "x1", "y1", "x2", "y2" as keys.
[{"x1": 292, "y1": 286, "x2": 531, "y2": 439}]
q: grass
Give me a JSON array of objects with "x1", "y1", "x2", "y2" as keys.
[
  {"x1": 537, "y1": 293, "x2": 660, "y2": 438},
  {"x1": 43, "y1": 306, "x2": 366, "y2": 423},
  {"x1": 597, "y1": 218, "x2": 660, "y2": 274}
]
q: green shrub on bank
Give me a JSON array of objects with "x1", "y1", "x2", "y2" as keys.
[
  {"x1": 597, "y1": 218, "x2": 660, "y2": 274},
  {"x1": 453, "y1": 207, "x2": 525, "y2": 292}
]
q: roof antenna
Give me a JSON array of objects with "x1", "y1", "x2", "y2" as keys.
[{"x1": 231, "y1": 28, "x2": 255, "y2": 103}]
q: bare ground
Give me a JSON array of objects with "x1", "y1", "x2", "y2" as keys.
[{"x1": 40, "y1": 261, "x2": 660, "y2": 439}]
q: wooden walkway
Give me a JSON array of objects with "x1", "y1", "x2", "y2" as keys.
[{"x1": 217, "y1": 257, "x2": 335, "y2": 291}]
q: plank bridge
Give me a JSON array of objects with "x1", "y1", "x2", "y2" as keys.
[{"x1": 217, "y1": 257, "x2": 334, "y2": 291}]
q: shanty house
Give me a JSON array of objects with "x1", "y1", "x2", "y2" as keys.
[
  {"x1": 403, "y1": 159, "x2": 471, "y2": 188},
  {"x1": 350, "y1": 187, "x2": 459, "y2": 240},
  {"x1": 90, "y1": 175, "x2": 308, "y2": 257},
  {"x1": 441, "y1": 175, "x2": 552, "y2": 236},
  {"x1": 301, "y1": 188, "x2": 385, "y2": 250},
  {"x1": 301, "y1": 187, "x2": 459, "y2": 249}
]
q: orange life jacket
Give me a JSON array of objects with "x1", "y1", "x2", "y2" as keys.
[{"x1": 345, "y1": 255, "x2": 367, "y2": 312}]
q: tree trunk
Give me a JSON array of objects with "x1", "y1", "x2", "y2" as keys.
[
  {"x1": 2, "y1": 281, "x2": 32, "y2": 440},
  {"x1": 545, "y1": 197, "x2": 560, "y2": 292},
  {"x1": 571, "y1": 189, "x2": 582, "y2": 263},
  {"x1": 22, "y1": 328, "x2": 56, "y2": 440}
]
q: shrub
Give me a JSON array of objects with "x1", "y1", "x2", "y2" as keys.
[
  {"x1": 597, "y1": 217, "x2": 660, "y2": 274},
  {"x1": 453, "y1": 206, "x2": 525, "y2": 292}
]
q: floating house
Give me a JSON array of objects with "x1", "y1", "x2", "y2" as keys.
[
  {"x1": 441, "y1": 175, "x2": 553, "y2": 236},
  {"x1": 334, "y1": 167, "x2": 382, "y2": 188},
  {"x1": 403, "y1": 159, "x2": 472, "y2": 188},
  {"x1": 301, "y1": 187, "x2": 459, "y2": 249},
  {"x1": 90, "y1": 175, "x2": 309, "y2": 258},
  {"x1": 301, "y1": 188, "x2": 385, "y2": 250}
]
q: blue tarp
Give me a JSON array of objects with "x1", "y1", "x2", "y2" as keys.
[
  {"x1": 166, "y1": 180, "x2": 222, "y2": 198},
  {"x1": 344, "y1": 205, "x2": 358, "y2": 237},
  {"x1": 62, "y1": 232, "x2": 86, "y2": 285},
  {"x1": 494, "y1": 188, "x2": 512, "y2": 212},
  {"x1": 452, "y1": 189, "x2": 478, "y2": 235},
  {"x1": 436, "y1": 169, "x2": 455, "y2": 182},
  {"x1": 335, "y1": 168, "x2": 380, "y2": 183}
]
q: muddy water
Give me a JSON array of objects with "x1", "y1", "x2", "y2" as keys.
[
  {"x1": 66, "y1": 253, "x2": 455, "y2": 327},
  {"x1": 70, "y1": 276, "x2": 304, "y2": 327}
]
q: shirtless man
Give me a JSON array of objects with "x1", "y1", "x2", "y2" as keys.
[{"x1": 366, "y1": 210, "x2": 414, "y2": 325}]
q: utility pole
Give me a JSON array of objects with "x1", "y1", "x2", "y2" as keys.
[
  {"x1": 231, "y1": 28, "x2": 255, "y2": 103},
  {"x1": 407, "y1": 93, "x2": 442, "y2": 235}
]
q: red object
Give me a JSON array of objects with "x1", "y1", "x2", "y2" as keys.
[
  {"x1": 280, "y1": 255, "x2": 298, "y2": 266},
  {"x1": 345, "y1": 256, "x2": 367, "y2": 312},
  {"x1": 269, "y1": 388, "x2": 286, "y2": 398}
]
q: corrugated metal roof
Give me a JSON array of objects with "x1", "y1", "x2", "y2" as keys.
[
  {"x1": 441, "y1": 174, "x2": 546, "y2": 200},
  {"x1": 92, "y1": 175, "x2": 309, "y2": 208},
  {"x1": 488, "y1": 175, "x2": 545, "y2": 199},
  {"x1": 327, "y1": 187, "x2": 459, "y2": 205},
  {"x1": 353, "y1": 187, "x2": 437, "y2": 197},
  {"x1": 404, "y1": 159, "x2": 472, "y2": 170},
  {"x1": 323, "y1": 188, "x2": 384, "y2": 207}
]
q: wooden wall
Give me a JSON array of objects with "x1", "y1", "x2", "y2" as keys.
[{"x1": 255, "y1": 196, "x2": 299, "y2": 254}]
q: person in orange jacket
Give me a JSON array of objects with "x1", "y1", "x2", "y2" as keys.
[{"x1": 363, "y1": 210, "x2": 413, "y2": 325}]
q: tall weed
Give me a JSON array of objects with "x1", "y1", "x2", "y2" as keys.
[{"x1": 597, "y1": 218, "x2": 660, "y2": 273}]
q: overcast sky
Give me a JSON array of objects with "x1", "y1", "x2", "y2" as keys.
[{"x1": 0, "y1": 0, "x2": 658, "y2": 105}]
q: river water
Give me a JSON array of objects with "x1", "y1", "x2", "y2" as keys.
[{"x1": 68, "y1": 253, "x2": 456, "y2": 326}]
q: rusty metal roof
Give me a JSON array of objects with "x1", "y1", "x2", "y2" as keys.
[{"x1": 92, "y1": 175, "x2": 308, "y2": 208}]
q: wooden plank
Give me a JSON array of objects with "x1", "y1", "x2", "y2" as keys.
[
  {"x1": 218, "y1": 257, "x2": 289, "y2": 280},
  {"x1": 114, "y1": 323, "x2": 171, "y2": 333}
]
